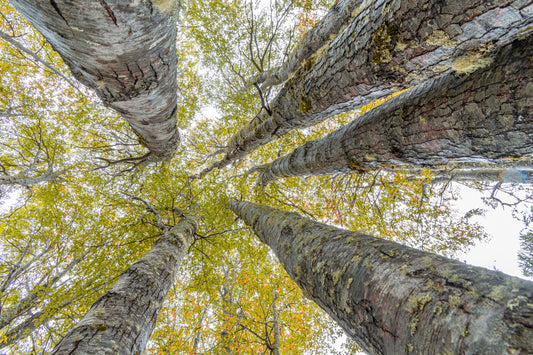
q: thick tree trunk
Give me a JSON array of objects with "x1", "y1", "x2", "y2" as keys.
[
  {"x1": 199, "y1": 0, "x2": 533, "y2": 177},
  {"x1": 9, "y1": 0, "x2": 180, "y2": 160},
  {"x1": 254, "y1": 33, "x2": 533, "y2": 186},
  {"x1": 230, "y1": 200, "x2": 533, "y2": 354},
  {"x1": 51, "y1": 216, "x2": 197, "y2": 355}
]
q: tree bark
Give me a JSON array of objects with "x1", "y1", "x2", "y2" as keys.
[
  {"x1": 219, "y1": 266, "x2": 235, "y2": 355},
  {"x1": 51, "y1": 215, "x2": 197, "y2": 355},
  {"x1": 229, "y1": 200, "x2": 533, "y2": 355},
  {"x1": 254, "y1": 32, "x2": 533, "y2": 186},
  {"x1": 199, "y1": 0, "x2": 533, "y2": 177},
  {"x1": 271, "y1": 291, "x2": 281, "y2": 355},
  {"x1": 9, "y1": 0, "x2": 180, "y2": 160}
]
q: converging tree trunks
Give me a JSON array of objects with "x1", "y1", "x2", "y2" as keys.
[
  {"x1": 200, "y1": 0, "x2": 533, "y2": 177},
  {"x1": 254, "y1": 32, "x2": 533, "y2": 186}
]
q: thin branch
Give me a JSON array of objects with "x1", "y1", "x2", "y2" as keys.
[
  {"x1": 0, "y1": 30, "x2": 83, "y2": 95},
  {"x1": 122, "y1": 192, "x2": 167, "y2": 233}
]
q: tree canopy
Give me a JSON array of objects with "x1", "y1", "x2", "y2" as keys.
[{"x1": 1, "y1": 0, "x2": 532, "y2": 353}]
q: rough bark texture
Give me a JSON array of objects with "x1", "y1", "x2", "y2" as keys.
[
  {"x1": 9, "y1": 0, "x2": 180, "y2": 160},
  {"x1": 255, "y1": 33, "x2": 533, "y2": 186},
  {"x1": 230, "y1": 200, "x2": 533, "y2": 355},
  {"x1": 51, "y1": 216, "x2": 197, "y2": 355},
  {"x1": 200, "y1": 0, "x2": 533, "y2": 177}
]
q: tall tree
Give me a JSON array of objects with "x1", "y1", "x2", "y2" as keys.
[
  {"x1": 3, "y1": 0, "x2": 532, "y2": 353},
  {"x1": 519, "y1": 207, "x2": 533, "y2": 277},
  {"x1": 246, "y1": 0, "x2": 361, "y2": 91},
  {"x1": 148, "y1": 233, "x2": 342, "y2": 354},
  {"x1": 230, "y1": 200, "x2": 533, "y2": 354},
  {"x1": 198, "y1": 0, "x2": 533, "y2": 176},
  {"x1": 51, "y1": 213, "x2": 198, "y2": 354},
  {"x1": 9, "y1": 0, "x2": 181, "y2": 161},
  {"x1": 253, "y1": 33, "x2": 533, "y2": 185}
]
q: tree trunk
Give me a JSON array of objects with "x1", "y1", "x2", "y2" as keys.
[
  {"x1": 219, "y1": 266, "x2": 235, "y2": 355},
  {"x1": 229, "y1": 200, "x2": 533, "y2": 354},
  {"x1": 0, "y1": 300, "x2": 72, "y2": 349},
  {"x1": 271, "y1": 291, "x2": 281, "y2": 355},
  {"x1": 199, "y1": 0, "x2": 532, "y2": 177},
  {"x1": 254, "y1": 33, "x2": 533, "y2": 186},
  {"x1": 51, "y1": 215, "x2": 197, "y2": 355},
  {"x1": 10, "y1": 0, "x2": 180, "y2": 160}
]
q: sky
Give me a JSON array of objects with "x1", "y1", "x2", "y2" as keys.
[{"x1": 455, "y1": 184, "x2": 531, "y2": 281}]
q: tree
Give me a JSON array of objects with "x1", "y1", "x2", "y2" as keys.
[
  {"x1": 148, "y1": 230, "x2": 342, "y2": 354},
  {"x1": 197, "y1": 0, "x2": 532, "y2": 177},
  {"x1": 9, "y1": 0, "x2": 181, "y2": 161},
  {"x1": 51, "y1": 212, "x2": 198, "y2": 354},
  {"x1": 252, "y1": 33, "x2": 533, "y2": 185},
  {"x1": 520, "y1": 230, "x2": 533, "y2": 277},
  {"x1": 3, "y1": 0, "x2": 533, "y2": 353},
  {"x1": 0, "y1": 119, "x2": 65, "y2": 188},
  {"x1": 230, "y1": 200, "x2": 533, "y2": 354},
  {"x1": 519, "y1": 207, "x2": 533, "y2": 277}
]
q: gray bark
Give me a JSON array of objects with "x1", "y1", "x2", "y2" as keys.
[
  {"x1": 9, "y1": 0, "x2": 180, "y2": 160},
  {"x1": 0, "y1": 299, "x2": 73, "y2": 349},
  {"x1": 255, "y1": 32, "x2": 533, "y2": 186},
  {"x1": 271, "y1": 291, "x2": 281, "y2": 355},
  {"x1": 199, "y1": 0, "x2": 533, "y2": 177},
  {"x1": 0, "y1": 168, "x2": 65, "y2": 187},
  {"x1": 51, "y1": 215, "x2": 198, "y2": 355},
  {"x1": 230, "y1": 200, "x2": 533, "y2": 355},
  {"x1": 219, "y1": 266, "x2": 235, "y2": 355}
]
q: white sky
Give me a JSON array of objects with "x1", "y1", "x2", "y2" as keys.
[{"x1": 455, "y1": 184, "x2": 532, "y2": 281}]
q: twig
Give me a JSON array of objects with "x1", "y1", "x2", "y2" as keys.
[
  {"x1": 0, "y1": 30, "x2": 83, "y2": 95},
  {"x1": 122, "y1": 192, "x2": 167, "y2": 233}
]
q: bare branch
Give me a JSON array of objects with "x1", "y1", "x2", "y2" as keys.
[
  {"x1": 0, "y1": 30, "x2": 83, "y2": 95},
  {"x1": 122, "y1": 192, "x2": 167, "y2": 233}
]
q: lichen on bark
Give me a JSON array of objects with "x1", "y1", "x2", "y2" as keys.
[
  {"x1": 198, "y1": 0, "x2": 533, "y2": 178},
  {"x1": 51, "y1": 216, "x2": 198, "y2": 354},
  {"x1": 254, "y1": 31, "x2": 533, "y2": 186},
  {"x1": 230, "y1": 200, "x2": 533, "y2": 354}
]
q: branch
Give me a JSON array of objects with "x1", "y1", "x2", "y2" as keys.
[
  {"x1": 92, "y1": 152, "x2": 154, "y2": 176},
  {"x1": 0, "y1": 30, "x2": 83, "y2": 95},
  {"x1": 122, "y1": 192, "x2": 167, "y2": 233}
]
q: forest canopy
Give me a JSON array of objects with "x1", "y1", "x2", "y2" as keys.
[{"x1": 1, "y1": 0, "x2": 532, "y2": 353}]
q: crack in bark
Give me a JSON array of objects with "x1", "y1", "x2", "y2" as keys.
[
  {"x1": 49, "y1": 0, "x2": 69, "y2": 26},
  {"x1": 97, "y1": 0, "x2": 118, "y2": 26},
  {"x1": 112, "y1": 70, "x2": 128, "y2": 98},
  {"x1": 149, "y1": 61, "x2": 159, "y2": 84}
]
